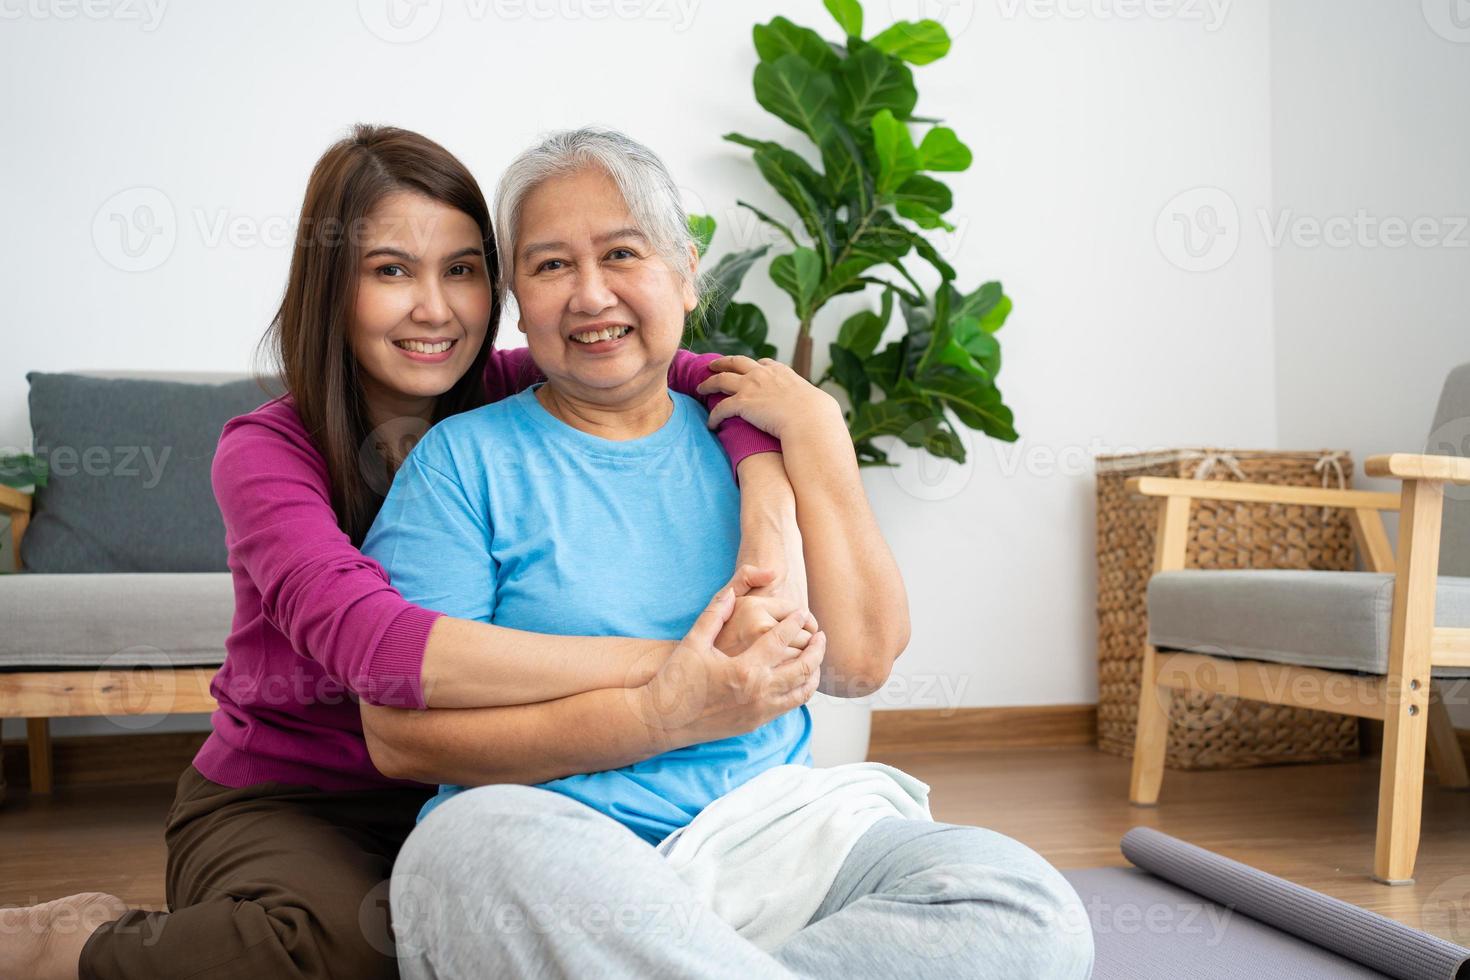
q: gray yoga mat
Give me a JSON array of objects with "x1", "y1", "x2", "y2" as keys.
[{"x1": 1061, "y1": 828, "x2": 1470, "y2": 980}]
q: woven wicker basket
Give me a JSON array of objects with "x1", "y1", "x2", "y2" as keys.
[{"x1": 1096, "y1": 449, "x2": 1361, "y2": 770}]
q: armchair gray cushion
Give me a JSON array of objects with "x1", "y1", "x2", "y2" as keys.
[
  {"x1": 1147, "y1": 570, "x2": 1470, "y2": 678},
  {"x1": 0, "y1": 573, "x2": 232, "y2": 670}
]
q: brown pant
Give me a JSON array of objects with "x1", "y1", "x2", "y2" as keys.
[{"x1": 79, "y1": 765, "x2": 432, "y2": 980}]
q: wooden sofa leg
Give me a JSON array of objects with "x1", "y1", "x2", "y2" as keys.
[
  {"x1": 1374, "y1": 478, "x2": 1442, "y2": 885},
  {"x1": 1374, "y1": 690, "x2": 1430, "y2": 884},
  {"x1": 27, "y1": 718, "x2": 52, "y2": 794},
  {"x1": 1130, "y1": 644, "x2": 1171, "y2": 806}
]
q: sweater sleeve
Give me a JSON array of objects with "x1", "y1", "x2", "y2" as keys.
[
  {"x1": 482, "y1": 347, "x2": 543, "y2": 402},
  {"x1": 211, "y1": 412, "x2": 441, "y2": 709},
  {"x1": 669, "y1": 350, "x2": 784, "y2": 476}
]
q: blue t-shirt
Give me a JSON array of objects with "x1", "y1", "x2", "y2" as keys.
[{"x1": 361, "y1": 385, "x2": 812, "y2": 844}]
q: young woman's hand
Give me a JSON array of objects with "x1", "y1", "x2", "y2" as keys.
[
  {"x1": 696, "y1": 356, "x2": 844, "y2": 442},
  {"x1": 713, "y1": 564, "x2": 814, "y2": 660},
  {"x1": 632, "y1": 584, "x2": 824, "y2": 751}
]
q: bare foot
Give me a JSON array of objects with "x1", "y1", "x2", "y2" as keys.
[{"x1": 0, "y1": 892, "x2": 129, "y2": 980}]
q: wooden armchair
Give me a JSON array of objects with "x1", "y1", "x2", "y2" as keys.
[{"x1": 1127, "y1": 443, "x2": 1470, "y2": 884}]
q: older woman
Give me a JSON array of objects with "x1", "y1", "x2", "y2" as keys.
[{"x1": 359, "y1": 129, "x2": 1093, "y2": 979}]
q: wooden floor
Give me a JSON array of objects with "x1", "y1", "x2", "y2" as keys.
[{"x1": 2, "y1": 745, "x2": 1468, "y2": 944}]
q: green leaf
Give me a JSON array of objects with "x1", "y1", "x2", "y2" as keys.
[
  {"x1": 734, "y1": 199, "x2": 800, "y2": 250},
  {"x1": 918, "y1": 126, "x2": 973, "y2": 171},
  {"x1": 864, "y1": 341, "x2": 906, "y2": 395},
  {"x1": 870, "y1": 109, "x2": 921, "y2": 195},
  {"x1": 754, "y1": 54, "x2": 839, "y2": 146},
  {"x1": 953, "y1": 280, "x2": 1000, "y2": 319},
  {"x1": 836, "y1": 306, "x2": 887, "y2": 359},
  {"x1": 687, "y1": 214, "x2": 716, "y2": 258},
  {"x1": 918, "y1": 370, "x2": 1017, "y2": 440},
  {"x1": 979, "y1": 294, "x2": 1012, "y2": 333},
  {"x1": 893, "y1": 174, "x2": 954, "y2": 230},
  {"x1": 951, "y1": 280, "x2": 1013, "y2": 333},
  {"x1": 686, "y1": 300, "x2": 777, "y2": 361},
  {"x1": 828, "y1": 343, "x2": 871, "y2": 405},
  {"x1": 951, "y1": 315, "x2": 1002, "y2": 375},
  {"x1": 823, "y1": 0, "x2": 862, "y2": 37},
  {"x1": 750, "y1": 146, "x2": 835, "y2": 258},
  {"x1": 693, "y1": 245, "x2": 770, "y2": 336},
  {"x1": 818, "y1": 125, "x2": 873, "y2": 213},
  {"x1": 836, "y1": 46, "x2": 916, "y2": 128},
  {"x1": 770, "y1": 246, "x2": 823, "y2": 313},
  {"x1": 868, "y1": 20, "x2": 951, "y2": 65},
  {"x1": 754, "y1": 16, "x2": 840, "y2": 71},
  {"x1": 848, "y1": 398, "x2": 932, "y2": 444},
  {"x1": 822, "y1": 210, "x2": 924, "y2": 304},
  {"x1": 727, "y1": 132, "x2": 836, "y2": 205}
]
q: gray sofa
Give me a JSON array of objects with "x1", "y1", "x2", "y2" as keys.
[{"x1": 0, "y1": 371, "x2": 278, "y2": 800}]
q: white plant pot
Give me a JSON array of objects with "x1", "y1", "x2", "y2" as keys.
[{"x1": 805, "y1": 692, "x2": 873, "y2": 767}]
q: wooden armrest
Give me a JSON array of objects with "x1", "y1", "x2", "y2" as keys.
[
  {"x1": 1124, "y1": 476, "x2": 1400, "y2": 511},
  {"x1": 0, "y1": 485, "x2": 32, "y2": 516},
  {"x1": 1365, "y1": 453, "x2": 1470, "y2": 485}
]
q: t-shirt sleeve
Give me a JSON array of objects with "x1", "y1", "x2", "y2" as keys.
[
  {"x1": 211, "y1": 415, "x2": 441, "y2": 709},
  {"x1": 667, "y1": 349, "x2": 781, "y2": 479},
  {"x1": 482, "y1": 347, "x2": 544, "y2": 403},
  {"x1": 361, "y1": 433, "x2": 498, "y2": 626}
]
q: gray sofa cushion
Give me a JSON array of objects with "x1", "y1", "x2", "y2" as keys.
[
  {"x1": 0, "y1": 572, "x2": 231, "y2": 670},
  {"x1": 23, "y1": 372, "x2": 275, "y2": 573},
  {"x1": 1147, "y1": 569, "x2": 1470, "y2": 678}
]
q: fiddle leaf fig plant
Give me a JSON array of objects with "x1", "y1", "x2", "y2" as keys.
[{"x1": 684, "y1": 0, "x2": 1018, "y2": 466}]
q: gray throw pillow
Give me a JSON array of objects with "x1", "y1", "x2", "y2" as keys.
[{"x1": 23, "y1": 372, "x2": 278, "y2": 573}]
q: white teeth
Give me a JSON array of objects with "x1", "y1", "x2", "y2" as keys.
[
  {"x1": 571, "y1": 326, "x2": 631, "y2": 344},
  {"x1": 396, "y1": 339, "x2": 454, "y2": 354}
]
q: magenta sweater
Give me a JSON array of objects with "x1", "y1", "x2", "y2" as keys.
[{"x1": 192, "y1": 348, "x2": 778, "y2": 792}]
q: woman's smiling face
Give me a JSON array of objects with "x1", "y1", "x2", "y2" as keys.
[
  {"x1": 349, "y1": 190, "x2": 493, "y2": 411},
  {"x1": 511, "y1": 167, "x2": 696, "y2": 403}
]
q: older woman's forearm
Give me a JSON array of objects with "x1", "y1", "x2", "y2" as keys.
[
  {"x1": 363, "y1": 686, "x2": 674, "y2": 786},
  {"x1": 420, "y1": 617, "x2": 673, "y2": 709},
  {"x1": 780, "y1": 414, "x2": 910, "y2": 697}
]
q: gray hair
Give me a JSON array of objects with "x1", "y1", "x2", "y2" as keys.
[{"x1": 493, "y1": 127, "x2": 699, "y2": 301}]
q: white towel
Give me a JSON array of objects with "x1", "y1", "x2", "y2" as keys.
[{"x1": 655, "y1": 762, "x2": 933, "y2": 951}]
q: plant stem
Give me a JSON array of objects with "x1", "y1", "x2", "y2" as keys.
[{"x1": 792, "y1": 325, "x2": 813, "y2": 381}]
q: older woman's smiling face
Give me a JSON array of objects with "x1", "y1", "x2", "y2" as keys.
[{"x1": 512, "y1": 167, "x2": 696, "y2": 404}]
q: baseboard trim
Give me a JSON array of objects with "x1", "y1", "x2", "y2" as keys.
[
  {"x1": 0, "y1": 705, "x2": 1102, "y2": 790},
  {"x1": 870, "y1": 704, "x2": 1098, "y2": 756},
  {"x1": 2, "y1": 730, "x2": 207, "y2": 789}
]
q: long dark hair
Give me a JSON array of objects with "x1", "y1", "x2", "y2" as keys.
[{"x1": 257, "y1": 124, "x2": 498, "y2": 544}]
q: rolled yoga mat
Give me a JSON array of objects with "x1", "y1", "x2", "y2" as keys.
[{"x1": 1120, "y1": 827, "x2": 1470, "y2": 980}]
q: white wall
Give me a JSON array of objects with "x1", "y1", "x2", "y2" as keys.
[
  {"x1": 2, "y1": 0, "x2": 1280, "y2": 738},
  {"x1": 1270, "y1": 0, "x2": 1470, "y2": 723}
]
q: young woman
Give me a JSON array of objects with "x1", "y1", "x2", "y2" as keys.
[{"x1": 0, "y1": 124, "x2": 888, "y2": 980}]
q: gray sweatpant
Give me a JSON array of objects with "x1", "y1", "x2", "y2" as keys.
[{"x1": 391, "y1": 784, "x2": 1094, "y2": 979}]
